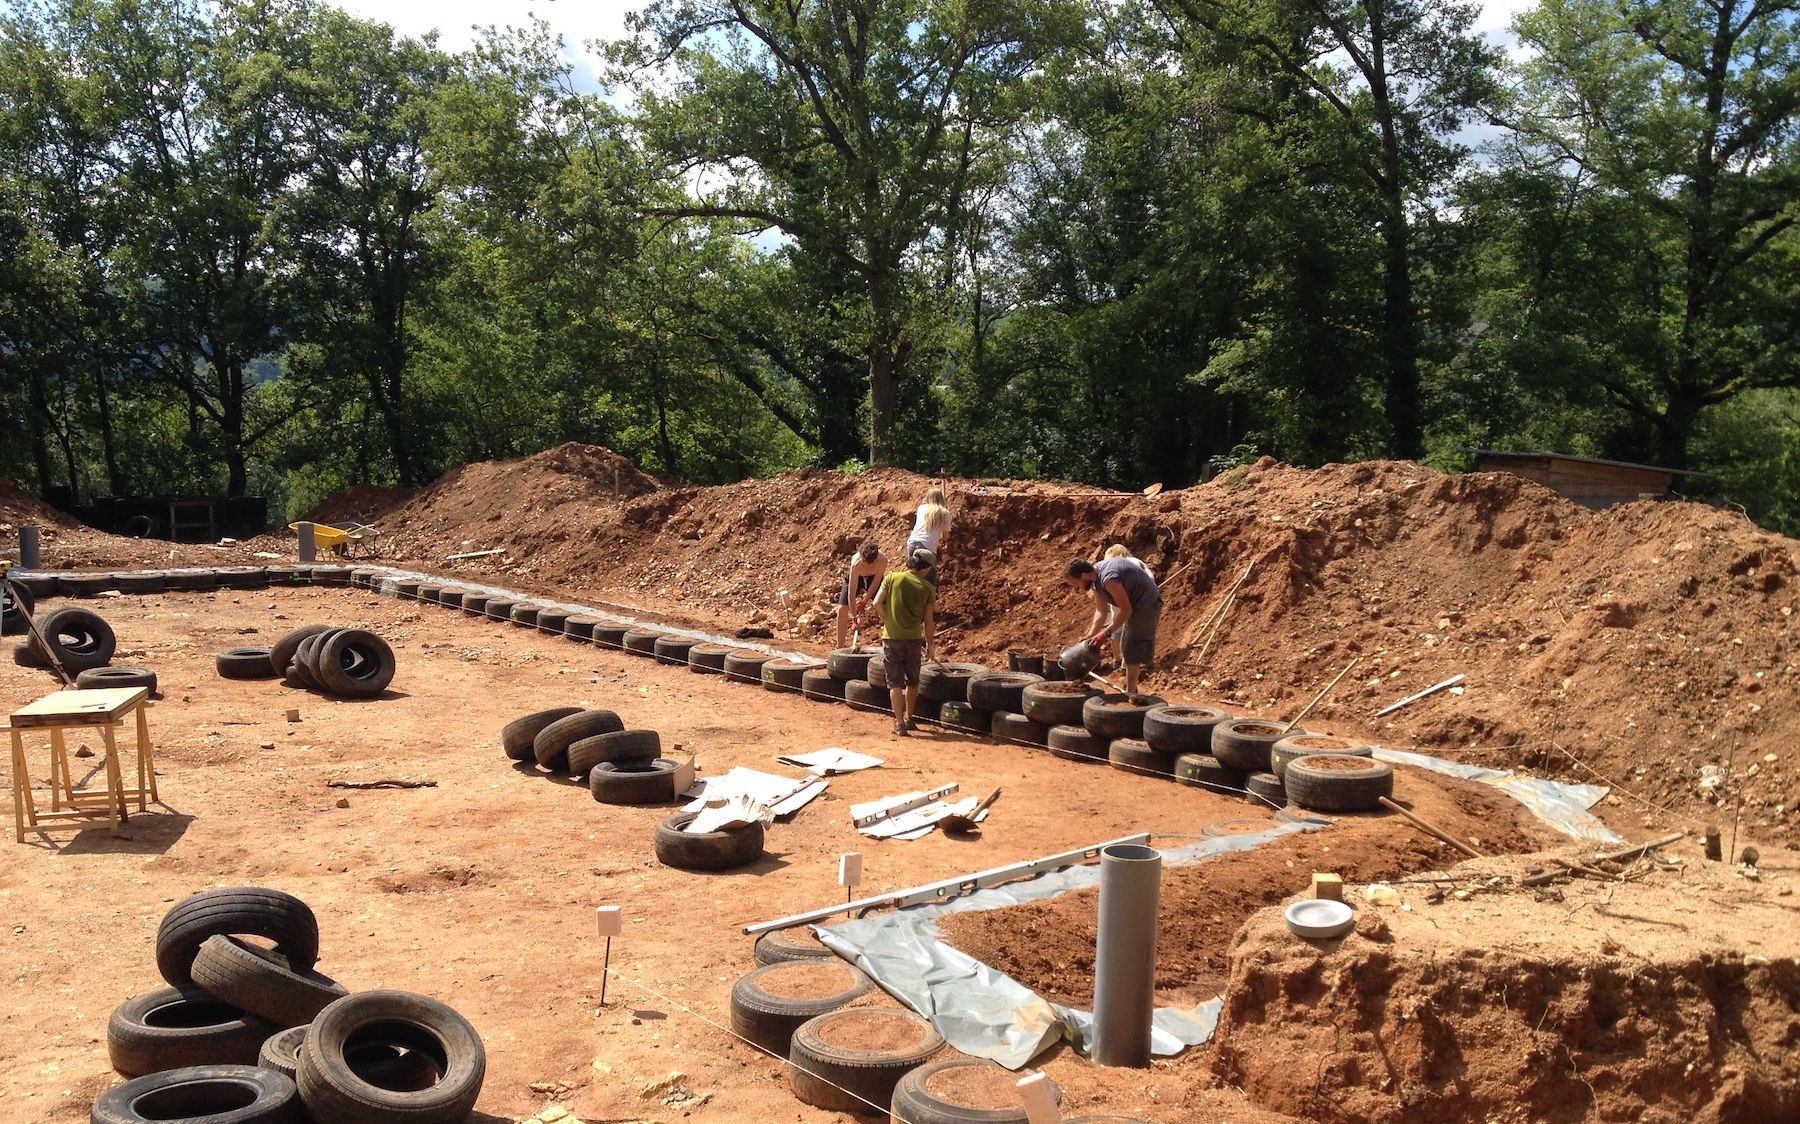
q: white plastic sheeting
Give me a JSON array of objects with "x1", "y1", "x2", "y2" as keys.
[{"x1": 1371, "y1": 747, "x2": 1621, "y2": 843}]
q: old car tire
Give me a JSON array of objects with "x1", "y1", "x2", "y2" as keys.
[
  {"x1": 217, "y1": 647, "x2": 278, "y2": 680},
  {"x1": 1046, "y1": 724, "x2": 1107, "y2": 763},
  {"x1": 568, "y1": 729, "x2": 661, "y2": 778},
  {"x1": 501, "y1": 707, "x2": 584, "y2": 762},
  {"x1": 1243, "y1": 771, "x2": 1287, "y2": 807},
  {"x1": 1141, "y1": 705, "x2": 1232, "y2": 754},
  {"x1": 589, "y1": 757, "x2": 682, "y2": 805},
  {"x1": 788, "y1": 1008, "x2": 944, "y2": 1114},
  {"x1": 107, "y1": 988, "x2": 277, "y2": 1077},
  {"x1": 918, "y1": 662, "x2": 987, "y2": 704},
  {"x1": 1269, "y1": 734, "x2": 1372, "y2": 779},
  {"x1": 938, "y1": 701, "x2": 991, "y2": 735},
  {"x1": 965, "y1": 672, "x2": 1043, "y2": 713},
  {"x1": 728, "y1": 961, "x2": 873, "y2": 1057},
  {"x1": 761, "y1": 660, "x2": 812, "y2": 693},
  {"x1": 1, "y1": 579, "x2": 36, "y2": 635},
  {"x1": 1080, "y1": 693, "x2": 1166, "y2": 741},
  {"x1": 296, "y1": 990, "x2": 485, "y2": 1124},
  {"x1": 843, "y1": 679, "x2": 890, "y2": 713},
  {"x1": 1174, "y1": 752, "x2": 1247, "y2": 794},
  {"x1": 801, "y1": 668, "x2": 847, "y2": 702},
  {"x1": 990, "y1": 711, "x2": 1048, "y2": 747},
  {"x1": 92, "y1": 1064, "x2": 302, "y2": 1124},
  {"x1": 31, "y1": 606, "x2": 118, "y2": 672},
  {"x1": 191, "y1": 936, "x2": 347, "y2": 1029},
  {"x1": 1020, "y1": 681, "x2": 1097, "y2": 727},
  {"x1": 653, "y1": 636, "x2": 697, "y2": 664},
  {"x1": 1211, "y1": 719, "x2": 1296, "y2": 772},
  {"x1": 315, "y1": 630, "x2": 396, "y2": 699},
  {"x1": 890, "y1": 1058, "x2": 1059, "y2": 1124},
  {"x1": 724, "y1": 651, "x2": 772, "y2": 683},
  {"x1": 533, "y1": 709, "x2": 624, "y2": 772},
  {"x1": 753, "y1": 927, "x2": 837, "y2": 966},
  {"x1": 1107, "y1": 737, "x2": 1175, "y2": 777},
  {"x1": 654, "y1": 812, "x2": 764, "y2": 871},
  {"x1": 592, "y1": 623, "x2": 629, "y2": 649},
  {"x1": 76, "y1": 666, "x2": 158, "y2": 693},
  {"x1": 825, "y1": 648, "x2": 875, "y2": 681},
  {"x1": 1284, "y1": 755, "x2": 1395, "y2": 812},
  {"x1": 687, "y1": 644, "x2": 732, "y2": 673},
  {"x1": 622, "y1": 629, "x2": 661, "y2": 656},
  {"x1": 270, "y1": 626, "x2": 333, "y2": 679}
]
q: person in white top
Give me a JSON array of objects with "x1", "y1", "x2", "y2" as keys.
[
  {"x1": 906, "y1": 487, "x2": 952, "y2": 587},
  {"x1": 835, "y1": 542, "x2": 888, "y2": 649}
]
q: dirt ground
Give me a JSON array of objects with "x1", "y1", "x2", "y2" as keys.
[{"x1": 3, "y1": 585, "x2": 1337, "y2": 1123}]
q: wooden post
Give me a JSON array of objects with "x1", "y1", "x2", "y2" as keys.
[{"x1": 1378, "y1": 797, "x2": 1485, "y2": 859}]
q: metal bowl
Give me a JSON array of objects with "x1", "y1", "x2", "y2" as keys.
[{"x1": 1284, "y1": 898, "x2": 1355, "y2": 940}]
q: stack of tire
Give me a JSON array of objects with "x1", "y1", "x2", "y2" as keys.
[
  {"x1": 1210, "y1": 719, "x2": 1316, "y2": 807},
  {"x1": 949, "y1": 670, "x2": 1043, "y2": 741},
  {"x1": 99, "y1": 886, "x2": 484, "y2": 1124},
  {"x1": 1269, "y1": 733, "x2": 1390, "y2": 811},
  {"x1": 222, "y1": 624, "x2": 397, "y2": 700},
  {"x1": 500, "y1": 706, "x2": 764, "y2": 870},
  {"x1": 1139, "y1": 706, "x2": 1237, "y2": 792},
  {"x1": 912, "y1": 662, "x2": 990, "y2": 729}
]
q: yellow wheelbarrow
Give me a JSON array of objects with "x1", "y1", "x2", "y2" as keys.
[{"x1": 287, "y1": 521, "x2": 380, "y2": 558}]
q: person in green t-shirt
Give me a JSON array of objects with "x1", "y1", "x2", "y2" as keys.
[{"x1": 872, "y1": 548, "x2": 938, "y2": 736}]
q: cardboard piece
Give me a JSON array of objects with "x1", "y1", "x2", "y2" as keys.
[
  {"x1": 686, "y1": 794, "x2": 775, "y2": 833},
  {"x1": 682, "y1": 765, "x2": 826, "y2": 820},
  {"x1": 852, "y1": 784, "x2": 966, "y2": 840},
  {"x1": 777, "y1": 748, "x2": 885, "y2": 776}
]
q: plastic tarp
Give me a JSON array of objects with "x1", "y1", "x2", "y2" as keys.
[
  {"x1": 1370, "y1": 747, "x2": 1622, "y2": 843},
  {"x1": 814, "y1": 823, "x2": 1319, "y2": 1069}
]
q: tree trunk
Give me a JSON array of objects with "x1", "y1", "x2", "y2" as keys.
[
  {"x1": 222, "y1": 361, "x2": 248, "y2": 498},
  {"x1": 1379, "y1": 197, "x2": 1422, "y2": 460},
  {"x1": 93, "y1": 367, "x2": 126, "y2": 496},
  {"x1": 25, "y1": 365, "x2": 55, "y2": 494},
  {"x1": 1657, "y1": 389, "x2": 1701, "y2": 471}
]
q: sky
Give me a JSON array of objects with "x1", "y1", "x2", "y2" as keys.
[{"x1": 325, "y1": 0, "x2": 1543, "y2": 89}]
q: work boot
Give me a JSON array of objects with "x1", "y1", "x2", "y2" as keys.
[
  {"x1": 904, "y1": 715, "x2": 919, "y2": 731},
  {"x1": 892, "y1": 716, "x2": 909, "y2": 737}
]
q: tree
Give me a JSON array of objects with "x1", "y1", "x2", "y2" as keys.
[
  {"x1": 619, "y1": 0, "x2": 1088, "y2": 464},
  {"x1": 1500, "y1": 0, "x2": 1800, "y2": 469},
  {"x1": 1152, "y1": 0, "x2": 1497, "y2": 458}
]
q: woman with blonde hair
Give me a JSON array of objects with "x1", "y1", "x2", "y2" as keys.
[{"x1": 907, "y1": 486, "x2": 952, "y2": 586}]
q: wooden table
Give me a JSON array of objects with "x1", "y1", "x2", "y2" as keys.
[{"x1": 8, "y1": 686, "x2": 158, "y2": 841}]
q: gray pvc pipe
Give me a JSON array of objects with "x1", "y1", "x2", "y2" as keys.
[
  {"x1": 19, "y1": 526, "x2": 40, "y2": 569},
  {"x1": 296, "y1": 522, "x2": 317, "y2": 562},
  {"x1": 1091, "y1": 841, "x2": 1162, "y2": 1067}
]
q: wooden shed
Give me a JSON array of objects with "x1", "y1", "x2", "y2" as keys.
[{"x1": 1466, "y1": 450, "x2": 1692, "y2": 510}]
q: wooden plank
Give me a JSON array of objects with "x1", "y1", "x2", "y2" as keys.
[{"x1": 10, "y1": 687, "x2": 148, "y2": 727}]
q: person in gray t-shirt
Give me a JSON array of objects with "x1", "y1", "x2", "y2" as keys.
[{"x1": 1062, "y1": 556, "x2": 1163, "y2": 697}]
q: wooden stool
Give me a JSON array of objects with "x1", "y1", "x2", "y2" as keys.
[{"x1": 9, "y1": 686, "x2": 158, "y2": 842}]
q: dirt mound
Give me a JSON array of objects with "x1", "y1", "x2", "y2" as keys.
[
  {"x1": 302, "y1": 483, "x2": 414, "y2": 525},
  {"x1": 0, "y1": 478, "x2": 77, "y2": 531},
  {"x1": 937, "y1": 766, "x2": 1548, "y2": 1007},
  {"x1": 1210, "y1": 847, "x2": 1800, "y2": 1123}
]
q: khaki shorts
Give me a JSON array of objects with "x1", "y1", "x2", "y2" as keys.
[
  {"x1": 1120, "y1": 602, "x2": 1160, "y2": 666},
  {"x1": 882, "y1": 639, "x2": 925, "y2": 687}
]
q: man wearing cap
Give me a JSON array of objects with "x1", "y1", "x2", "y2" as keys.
[
  {"x1": 1063, "y1": 556, "x2": 1162, "y2": 698},
  {"x1": 872, "y1": 548, "x2": 938, "y2": 735}
]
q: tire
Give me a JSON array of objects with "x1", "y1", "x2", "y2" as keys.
[
  {"x1": 788, "y1": 1008, "x2": 944, "y2": 1114},
  {"x1": 536, "y1": 608, "x2": 569, "y2": 634},
  {"x1": 589, "y1": 757, "x2": 682, "y2": 805},
  {"x1": 92, "y1": 1064, "x2": 302, "y2": 1124},
  {"x1": 77, "y1": 666, "x2": 158, "y2": 694},
  {"x1": 990, "y1": 711, "x2": 1048, "y2": 747},
  {"x1": 416, "y1": 585, "x2": 443, "y2": 605},
  {"x1": 1284, "y1": 755, "x2": 1395, "y2": 812},
  {"x1": 1081, "y1": 693, "x2": 1166, "y2": 741},
  {"x1": 622, "y1": 629, "x2": 661, "y2": 656},
  {"x1": 918, "y1": 662, "x2": 986, "y2": 703},
  {"x1": 1108, "y1": 738, "x2": 1176, "y2": 777},
  {"x1": 191, "y1": 936, "x2": 348, "y2": 1028},
  {"x1": 864, "y1": 655, "x2": 888, "y2": 689},
  {"x1": 259, "y1": 1027, "x2": 424, "y2": 1089},
  {"x1": 295, "y1": 630, "x2": 345, "y2": 689},
  {"x1": 13, "y1": 638, "x2": 49, "y2": 668},
  {"x1": 938, "y1": 701, "x2": 991, "y2": 735},
  {"x1": 271, "y1": 626, "x2": 333, "y2": 680},
  {"x1": 825, "y1": 648, "x2": 875, "y2": 681},
  {"x1": 653, "y1": 635, "x2": 697, "y2": 664},
  {"x1": 724, "y1": 651, "x2": 772, "y2": 683},
  {"x1": 843, "y1": 680, "x2": 890, "y2": 713},
  {"x1": 568, "y1": 729, "x2": 660, "y2": 777},
  {"x1": 61, "y1": 572, "x2": 120, "y2": 597},
  {"x1": 30, "y1": 606, "x2": 117, "y2": 673},
  {"x1": 312, "y1": 565, "x2": 353, "y2": 587},
  {"x1": 1020, "y1": 681, "x2": 1097, "y2": 727},
  {"x1": 107, "y1": 988, "x2": 278, "y2": 1076},
  {"x1": 564, "y1": 617, "x2": 600, "y2": 641},
  {"x1": 800, "y1": 668, "x2": 847, "y2": 702},
  {"x1": 216, "y1": 566, "x2": 270, "y2": 590},
  {"x1": 891, "y1": 1058, "x2": 1059, "y2": 1124},
  {"x1": 1270, "y1": 734, "x2": 1372, "y2": 779},
  {"x1": 436, "y1": 590, "x2": 465, "y2": 611},
  {"x1": 1141, "y1": 705, "x2": 1232, "y2": 754},
  {"x1": 315, "y1": 630, "x2": 397, "y2": 700},
  {"x1": 1202, "y1": 817, "x2": 1279, "y2": 838},
  {"x1": 912, "y1": 696, "x2": 943, "y2": 722},
  {"x1": 1, "y1": 579, "x2": 37, "y2": 636},
  {"x1": 510, "y1": 604, "x2": 540, "y2": 628},
  {"x1": 753, "y1": 927, "x2": 837, "y2": 966},
  {"x1": 11, "y1": 571, "x2": 58, "y2": 597},
  {"x1": 349, "y1": 569, "x2": 380, "y2": 589},
  {"x1": 1046, "y1": 724, "x2": 1107, "y2": 763},
  {"x1": 1211, "y1": 719, "x2": 1293, "y2": 772},
  {"x1": 1244, "y1": 771, "x2": 1286, "y2": 806},
  {"x1": 483, "y1": 598, "x2": 516, "y2": 621},
  {"x1": 460, "y1": 594, "x2": 489, "y2": 617},
  {"x1": 391, "y1": 579, "x2": 422, "y2": 600},
  {"x1": 218, "y1": 647, "x2": 278, "y2": 680},
  {"x1": 592, "y1": 623, "x2": 629, "y2": 649},
  {"x1": 533, "y1": 709, "x2": 625, "y2": 772},
  {"x1": 687, "y1": 644, "x2": 732, "y2": 673},
  {"x1": 654, "y1": 812, "x2": 764, "y2": 871},
  {"x1": 156, "y1": 887, "x2": 321, "y2": 989},
  {"x1": 296, "y1": 990, "x2": 486, "y2": 1124},
  {"x1": 965, "y1": 672, "x2": 1043, "y2": 713},
  {"x1": 1174, "y1": 753, "x2": 1246, "y2": 794},
  {"x1": 282, "y1": 654, "x2": 316, "y2": 691},
  {"x1": 762, "y1": 660, "x2": 811, "y2": 693},
  {"x1": 500, "y1": 707, "x2": 584, "y2": 763},
  {"x1": 258, "y1": 1025, "x2": 309, "y2": 1081},
  {"x1": 116, "y1": 571, "x2": 169, "y2": 595},
  {"x1": 728, "y1": 961, "x2": 873, "y2": 1056}
]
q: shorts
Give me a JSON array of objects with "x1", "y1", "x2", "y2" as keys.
[
  {"x1": 905, "y1": 540, "x2": 940, "y2": 587},
  {"x1": 882, "y1": 639, "x2": 925, "y2": 688},
  {"x1": 1119, "y1": 601, "x2": 1161, "y2": 666},
  {"x1": 837, "y1": 574, "x2": 876, "y2": 607}
]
